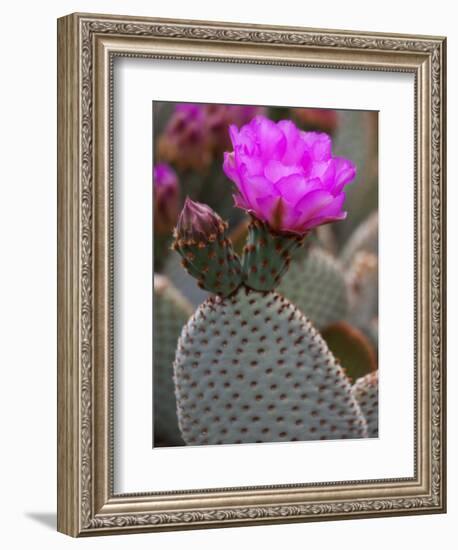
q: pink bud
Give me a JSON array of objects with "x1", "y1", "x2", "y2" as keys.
[{"x1": 175, "y1": 198, "x2": 226, "y2": 243}]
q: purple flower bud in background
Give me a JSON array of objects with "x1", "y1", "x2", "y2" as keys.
[
  {"x1": 292, "y1": 108, "x2": 339, "y2": 135},
  {"x1": 174, "y1": 197, "x2": 227, "y2": 243},
  {"x1": 158, "y1": 105, "x2": 212, "y2": 171},
  {"x1": 157, "y1": 103, "x2": 266, "y2": 171},
  {"x1": 223, "y1": 116, "x2": 356, "y2": 235},
  {"x1": 206, "y1": 104, "x2": 266, "y2": 152},
  {"x1": 153, "y1": 163, "x2": 180, "y2": 234}
]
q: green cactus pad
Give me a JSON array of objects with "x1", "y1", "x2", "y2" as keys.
[
  {"x1": 242, "y1": 218, "x2": 305, "y2": 292},
  {"x1": 174, "y1": 286, "x2": 367, "y2": 445},
  {"x1": 277, "y1": 246, "x2": 349, "y2": 329},
  {"x1": 321, "y1": 321, "x2": 377, "y2": 383},
  {"x1": 351, "y1": 371, "x2": 378, "y2": 438},
  {"x1": 153, "y1": 275, "x2": 193, "y2": 446}
]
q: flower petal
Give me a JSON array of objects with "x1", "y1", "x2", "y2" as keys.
[
  {"x1": 301, "y1": 132, "x2": 332, "y2": 161},
  {"x1": 299, "y1": 193, "x2": 347, "y2": 230},
  {"x1": 292, "y1": 189, "x2": 335, "y2": 230},
  {"x1": 273, "y1": 174, "x2": 320, "y2": 205},
  {"x1": 252, "y1": 116, "x2": 286, "y2": 161},
  {"x1": 255, "y1": 195, "x2": 288, "y2": 230},
  {"x1": 278, "y1": 120, "x2": 308, "y2": 165},
  {"x1": 264, "y1": 160, "x2": 300, "y2": 183},
  {"x1": 233, "y1": 193, "x2": 249, "y2": 210},
  {"x1": 333, "y1": 157, "x2": 357, "y2": 192},
  {"x1": 235, "y1": 145, "x2": 264, "y2": 176},
  {"x1": 238, "y1": 174, "x2": 275, "y2": 210},
  {"x1": 223, "y1": 152, "x2": 241, "y2": 186}
]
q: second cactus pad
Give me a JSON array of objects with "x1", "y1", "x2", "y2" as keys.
[
  {"x1": 277, "y1": 246, "x2": 349, "y2": 329},
  {"x1": 174, "y1": 286, "x2": 367, "y2": 445}
]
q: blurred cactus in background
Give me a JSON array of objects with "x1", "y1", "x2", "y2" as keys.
[
  {"x1": 153, "y1": 163, "x2": 180, "y2": 270},
  {"x1": 157, "y1": 102, "x2": 266, "y2": 172},
  {"x1": 155, "y1": 102, "x2": 266, "y2": 230},
  {"x1": 341, "y1": 211, "x2": 378, "y2": 267},
  {"x1": 152, "y1": 103, "x2": 379, "y2": 447},
  {"x1": 157, "y1": 103, "x2": 213, "y2": 172},
  {"x1": 153, "y1": 275, "x2": 193, "y2": 446},
  {"x1": 153, "y1": 163, "x2": 180, "y2": 234},
  {"x1": 332, "y1": 111, "x2": 378, "y2": 245},
  {"x1": 292, "y1": 107, "x2": 339, "y2": 135},
  {"x1": 346, "y1": 250, "x2": 378, "y2": 345}
]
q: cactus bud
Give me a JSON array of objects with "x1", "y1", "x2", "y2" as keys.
[
  {"x1": 175, "y1": 197, "x2": 225, "y2": 242},
  {"x1": 173, "y1": 198, "x2": 243, "y2": 297}
]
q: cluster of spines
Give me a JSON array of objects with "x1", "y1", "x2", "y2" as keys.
[{"x1": 242, "y1": 218, "x2": 305, "y2": 291}]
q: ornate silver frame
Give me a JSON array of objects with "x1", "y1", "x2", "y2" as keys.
[{"x1": 57, "y1": 13, "x2": 446, "y2": 536}]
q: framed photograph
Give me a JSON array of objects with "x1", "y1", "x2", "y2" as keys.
[{"x1": 57, "y1": 13, "x2": 446, "y2": 536}]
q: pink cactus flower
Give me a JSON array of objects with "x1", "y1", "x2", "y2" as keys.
[{"x1": 223, "y1": 116, "x2": 356, "y2": 235}]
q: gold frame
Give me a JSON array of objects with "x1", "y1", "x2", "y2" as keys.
[{"x1": 57, "y1": 12, "x2": 446, "y2": 537}]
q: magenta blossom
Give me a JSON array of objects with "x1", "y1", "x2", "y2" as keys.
[{"x1": 223, "y1": 116, "x2": 356, "y2": 235}]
